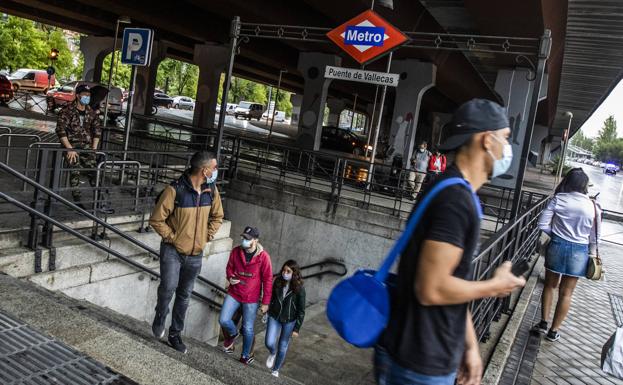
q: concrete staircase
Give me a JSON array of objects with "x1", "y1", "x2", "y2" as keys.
[{"x1": 0, "y1": 213, "x2": 233, "y2": 346}]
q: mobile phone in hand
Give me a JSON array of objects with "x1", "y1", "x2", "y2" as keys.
[{"x1": 511, "y1": 259, "x2": 530, "y2": 277}]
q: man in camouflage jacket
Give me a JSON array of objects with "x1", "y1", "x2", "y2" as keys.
[{"x1": 55, "y1": 84, "x2": 102, "y2": 206}]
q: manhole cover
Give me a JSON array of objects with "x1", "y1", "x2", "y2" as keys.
[{"x1": 0, "y1": 310, "x2": 137, "y2": 385}]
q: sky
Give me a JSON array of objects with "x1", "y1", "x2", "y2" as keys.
[{"x1": 578, "y1": 78, "x2": 623, "y2": 138}]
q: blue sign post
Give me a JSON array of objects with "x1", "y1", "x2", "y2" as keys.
[
  {"x1": 120, "y1": 28, "x2": 154, "y2": 170},
  {"x1": 120, "y1": 28, "x2": 154, "y2": 66}
]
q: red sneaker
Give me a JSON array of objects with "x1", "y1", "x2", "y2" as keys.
[
  {"x1": 223, "y1": 333, "x2": 238, "y2": 354},
  {"x1": 239, "y1": 354, "x2": 255, "y2": 365}
]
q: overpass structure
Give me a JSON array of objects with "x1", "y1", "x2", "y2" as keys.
[{"x1": 2, "y1": 1, "x2": 622, "y2": 169}]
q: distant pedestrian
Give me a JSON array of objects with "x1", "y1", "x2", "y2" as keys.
[
  {"x1": 408, "y1": 141, "x2": 431, "y2": 198},
  {"x1": 378, "y1": 99, "x2": 525, "y2": 385},
  {"x1": 220, "y1": 226, "x2": 273, "y2": 365},
  {"x1": 149, "y1": 151, "x2": 224, "y2": 353},
  {"x1": 265, "y1": 260, "x2": 306, "y2": 378},
  {"x1": 55, "y1": 84, "x2": 101, "y2": 209},
  {"x1": 427, "y1": 148, "x2": 447, "y2": 184},
  {"x1": 532, "y1": 168, "x2": 601, "y2": 342}
]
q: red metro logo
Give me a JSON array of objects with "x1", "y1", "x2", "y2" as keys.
[{"x1": 327, "y1": 10, "x2": 409, "y2": 65}]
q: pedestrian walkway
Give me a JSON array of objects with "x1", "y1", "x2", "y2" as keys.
[{"x1": 500, "y1": 220, "x2": 623, "y2": 385}]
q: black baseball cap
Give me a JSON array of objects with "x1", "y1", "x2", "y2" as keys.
[
  {"x1": 75, "y1": 84, "x2": 91, "y2": 94},
  {"x1": 439, "y1": 99, "x2": 509, "y2": 151},
  {"x1": 241, "y1": 226, "x2": 260, "y2": 240}
]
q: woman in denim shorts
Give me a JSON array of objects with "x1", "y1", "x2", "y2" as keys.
[{"x1": 532, "y1": 168, "x2": 601, "y2": 342}]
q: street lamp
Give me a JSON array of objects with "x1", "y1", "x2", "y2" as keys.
[
  {"x1": 555, "y1": 111, "x2": 574, "y2": 187},
  {"x1": 104, "y1": 16, "x2": 131, "y2": 125},
  {"x1": 269, "y1": 69, "x2": 287, "y2": 139}
]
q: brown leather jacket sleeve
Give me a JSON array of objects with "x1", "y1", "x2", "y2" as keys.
[
  {"x1": 149, "y1": 186, "x2": 176, "y2": 243},
  {"x1": 207, "y1": 186, "x2": 224, "y2": 241}
]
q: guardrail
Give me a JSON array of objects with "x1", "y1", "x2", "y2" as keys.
[{"x1": 470, "y1": 195, "x2": 550, "y2": 342}]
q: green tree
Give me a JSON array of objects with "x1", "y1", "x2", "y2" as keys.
[
  {"x1": 101, "y1": 51, "x2": 132, "y2": 90},
  {"x1": 156, "y1": 59, "x2": 199, "y2": 97},
  {"x1": 570, "y1": 130, "x2": 594, "y2": 152},
  {"x1": 597, "y1": 115, "x2": 618, "y2": 143}
]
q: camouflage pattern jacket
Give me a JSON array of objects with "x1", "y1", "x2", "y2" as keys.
[{"x1": 55, "y1": 101, "x2": 102, "y2": 147}]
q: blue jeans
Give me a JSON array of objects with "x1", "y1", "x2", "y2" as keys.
[
  {"x1": 374, "y1": 347, "x2": 457, "y2": 385},
  {"x1": 219, "y1": 294, "x2": 258, "y2": 358},
  {"x1": 154, "y1": 242, "x2": 203, "y2": 335},
  {"x1": 265, "y1": 316, "x2": 296, "y2": 371},
  {"x1": 545, "y1": 234, "x2": 589, "y2": 277}
]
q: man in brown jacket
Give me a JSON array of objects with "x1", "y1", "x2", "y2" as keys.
[{"x1": 149, "y1": 151, "x2": 224, "y2": 353}]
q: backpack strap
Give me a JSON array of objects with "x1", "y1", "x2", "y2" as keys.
[{"x1": 374, "y1": 177, "x2": 482, "y2": 282}]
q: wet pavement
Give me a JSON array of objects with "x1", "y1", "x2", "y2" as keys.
[{"x1": 569, "y1": 161, "x2": 623, "y2": 213}]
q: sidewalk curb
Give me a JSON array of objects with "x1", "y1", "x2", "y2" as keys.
[{"x1": 482, "y1": 257, "x2": 544, "y2": 385}]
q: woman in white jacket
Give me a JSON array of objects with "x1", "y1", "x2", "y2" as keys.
[{"x1": 532, "y1": 168, "x2": 601, "y2": 342}]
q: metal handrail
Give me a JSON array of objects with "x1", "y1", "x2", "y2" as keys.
[
  {"x1": 0, "y1": 190, "x2": 222, "y2": 309},
  {"x1": 0, "y1": 160, "x2": 227, "y2": 295},
  {"x1": 272, "y1": 259, "x2": 348, "y2": 280}
]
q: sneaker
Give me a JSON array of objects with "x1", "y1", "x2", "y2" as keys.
[
  {"x1": 168, "y1": 334, "x2": 188, "y2": 353},
  {"x1": 545, "y1": 329, "x2": 560, "y2": 342},
  {"x1": 271, "y1": 371, "x2": 279, "y2": 378},
  {"x1": 531, "y1": 320, "x2": 548, "y2": 335},
  {"x1": 151, "y1": 314, "x2": 166, "y2": 339},
  {"x1": 239, "y1": 354, "x2": 255, "y2": 365},
  {"x1": 266, "y1": 353, "x2": 276, "y2": 369},
  {"x1": 223, "y1": 333, "x2": 238, "y2": 354}
]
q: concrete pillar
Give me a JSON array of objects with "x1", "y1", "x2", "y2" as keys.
[
  {"x1": 491, "y1": 68, "x2": 548, "y2": 188},
  {"x1": 192, "y1": 44, "x2": 229, "y2": 129},
  {"x1": 530, "y1": 125, "x2": 549, "y2": 166},
  {"x1": 326, "y1": 98, "x2": 345, "y2": 127},
  {"x1": 133, "y1": 41, "x2": 166, "y2": 116},
  {"x1": 290, "y1": 94, "x2": 302, "y2": 127},
  {"x1": 296, "y1": 52, "x2": 341, "y2": 150},
  {"x1": 80, "y1": 36, "x2": 113, "y2": 83},
  {"x1": 387, "y1": 60, "x2": 436, "y2": 166}
]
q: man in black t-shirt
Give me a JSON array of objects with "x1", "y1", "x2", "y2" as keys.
[{"x1": 377, "y1": 99, "x2": 526, "y2": 385}]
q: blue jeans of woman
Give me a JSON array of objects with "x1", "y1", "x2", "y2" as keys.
[
  {"x1": 219, "y1": 295, "x2": 258, "y2": 358},
  {"x1": 374, "y1": 346, "x2": 457, "y2": 385},
  {"x1": 265, "y1": 316, "x2": 296, "y2": 371}
]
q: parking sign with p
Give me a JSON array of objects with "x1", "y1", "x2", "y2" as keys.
[{"x1": 121, "y1": 28, "x2": 154, "y2": 66}]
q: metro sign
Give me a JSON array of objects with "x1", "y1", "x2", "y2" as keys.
[{"x1": 327, "y1": 10, "x2": 408, "y2": 65}]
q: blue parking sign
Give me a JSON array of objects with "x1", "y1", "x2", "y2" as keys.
[{"x1": 121, "y1": 28, "x2": 154, "y2": 66}]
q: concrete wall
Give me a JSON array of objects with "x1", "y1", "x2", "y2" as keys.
[{"x1": 224, "y1": 180, "x2": 398, "y2": 304}]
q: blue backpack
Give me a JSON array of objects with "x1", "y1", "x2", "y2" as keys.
[{"x1": 326, "y1": 177, "x2": 482, "y2": 348}]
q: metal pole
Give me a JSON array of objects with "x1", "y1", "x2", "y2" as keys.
[
  {"x1": 367, "y1": 51, "x2": 393, "y2": 186},
  {"x1": 216, "y1": 16, "x2": 240, "y2": 160},
  {"x1": 104, "y1": 19, "x2": 121, "y2": 125},
  {"x1": 269, "y1": 69, "x2": 286, "y2": 139},
  {"x1": 266, "y1": 86, "x2": 272, "y2": 125},
  {"x1": 349, "y1": 93, "x2": 358, "y2": 131},
  {"x1": 555, "y1": 112, "x2": 573, "y2": 188},
  {"x1": 365, "y1": 85, "x2": 380, "y2": 158},
  {"x1": 510, "y1": 29, "x2": 551, "y2": 219},
  {"x1": 122, "y1": 65, "x2": 137, "y2": 166}
]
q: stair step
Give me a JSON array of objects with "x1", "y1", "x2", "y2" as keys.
[{"x1": 0, "y1": 273, "x2": 301, "y2": 385}]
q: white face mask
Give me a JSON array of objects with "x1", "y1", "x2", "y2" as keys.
[
  {"x1": 488, "y1": 135, "x2": 513, "y2": 178},
  {"x1": 241, "y1": 238, "x2": 253, "y2": 249},
  {"x1": 206, "y1": 169, "x2": 218, "y2": 184}
]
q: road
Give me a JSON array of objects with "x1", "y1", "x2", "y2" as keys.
[{"x1": 569, "y1": 160, "x2": 623, "y2": 212}]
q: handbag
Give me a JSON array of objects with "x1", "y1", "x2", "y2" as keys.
[
  {"x1": 326, "y1": 177, "x2": 482, "y2": 348},
  {"x1": 586, "y1": 200, "x2": 603, "y2": 280}
]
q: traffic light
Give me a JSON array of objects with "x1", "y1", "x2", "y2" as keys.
[{"x1": 49, "y1": 48, "x2": 59, "y2": 61}]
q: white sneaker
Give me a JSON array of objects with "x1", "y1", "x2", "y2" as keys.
[
  {"x1": 266, "y1": 353, "x2": 276, "y2": 369},
  {"x1": 271, "y1": 370, "x2": 279, "y2": 378}
]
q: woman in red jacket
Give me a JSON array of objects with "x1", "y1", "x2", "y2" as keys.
[
  {"x1": 428, "y1": 149, "x2": 447, "y2": 175},
  {"x1": 220, "y1": 226, "x2": 273, "y2": 364}
]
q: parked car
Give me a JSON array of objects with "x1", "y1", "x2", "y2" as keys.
[
  {"x1": 172, "y1": 96, "x2": 195, "y2": 110},
  {"x1": 153, "y1": 92, "x2": 174, "y2": 108},
  {"x1": 262, "y1": 110, "x2": 287, "y2": 123},
  {"x1": 320, "y1": 126, "x2": 372, "y2": 156},
  {"x1": 593, "y1": 160, "x2": 601, "y2": 167},
  {"x1": 8, "y1": 68, "x2": 55, "y2": 93},
  {"x1": 0, "y1": 75, "x2": 13, "y2": 105},
  {"x1": 46, "y1": 81, "x2": 123, "y2": 122},
  {"x1": 600, "y1": 162, "x2": 606, "y2": 168},
  {"x1": 226, "y1": 103, "x2": 237, "y2": 115},
  {"x1": 605, "y1": 164, "x2": 618, "y2": 175},
  {"x1": 234, "y1": 101, "x2": 264, "y2": 120}
]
